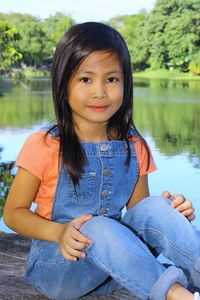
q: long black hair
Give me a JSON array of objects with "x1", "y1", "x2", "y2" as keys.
[{"x1": 51, "y1": 22, "x2": 144, "y2": 185}]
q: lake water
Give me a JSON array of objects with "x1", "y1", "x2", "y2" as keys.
[{"x1": 0, "y1": 77, "x2": 200, "y2": 233}]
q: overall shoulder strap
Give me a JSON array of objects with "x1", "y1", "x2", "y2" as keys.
[
  {"x1": 128, "y1": 126, "x2": 140, "y2": 140},
  {"x1": 40, "y1": 124, "x2": 59, "y2": 139}
]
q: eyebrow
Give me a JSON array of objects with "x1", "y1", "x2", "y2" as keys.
[{"x1": 77, "y1": 70, "x2": 123, "y2": 75}]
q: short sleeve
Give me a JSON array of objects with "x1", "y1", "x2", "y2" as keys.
[
  {"x1": 16, "y1": 130, "x2": 58, "y2": 180},
  {"x1": 133, "y1": 138, "x2": 156, "y2": 176}
]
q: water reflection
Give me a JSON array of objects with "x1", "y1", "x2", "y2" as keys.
[
  {"x1": 134, "y1": 77, "x2": 200, "y2": 89},
  {"x1": 133, "y1": 78, "x2": 200, "y2": 167},
  {"x1": 134, "y1": 101, "x2": 200, "y2": 160},
  {"x1": 0, "y1": 79, "x2": 54, "y2": 128}
]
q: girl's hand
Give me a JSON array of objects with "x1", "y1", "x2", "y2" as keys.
[
  {"x1": 58, "y1": 214, "x2": 93, "y2": 262},
  {"x1": 161, "y1": 191, "x2": 195, "y2": 221}
]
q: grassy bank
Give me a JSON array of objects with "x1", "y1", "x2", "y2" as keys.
[
  {"x1": 134, "y1": 69, "x2": 200, "y2": 80},
  {"x1": 23, "y1": 67, "x2": 49, "y2": 78}
]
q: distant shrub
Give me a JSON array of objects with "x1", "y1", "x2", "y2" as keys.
[{"x1": 189, "y1": 53, "x2": 200, "y2": 75}]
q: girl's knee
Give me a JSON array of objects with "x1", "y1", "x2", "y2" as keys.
[
  {"x1": 80, "y1": 215, "x2": 148, "y2": 256},
  {"x1": 135, "y1": 196, "x2": 171, "y2": 213},
  {"x1": 80, "y1": 216, "x2": 119, "y2": 240},
  {"x1": 123, "y1": 196, "x2": 172, "y2": 226}
]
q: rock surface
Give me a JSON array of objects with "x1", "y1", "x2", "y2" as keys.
[{"x1": 0, "y1": 232, "x2": 139, "y2": 299}]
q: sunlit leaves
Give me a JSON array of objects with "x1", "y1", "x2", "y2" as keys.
[{"x1": 0, "y1": 21, "x2": 22, "y2": 71}]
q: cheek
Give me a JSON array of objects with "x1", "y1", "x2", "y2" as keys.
[
  {"x1": 68, "y1": 89, "x2": 85, "y2": 106},
  {"x1": 116, "y1": 87, "x2": 124, "y2": 106}
]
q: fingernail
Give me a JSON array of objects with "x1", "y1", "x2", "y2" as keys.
[{"x1": 81, "y1": 253, "x2": 86, "y2": 258}]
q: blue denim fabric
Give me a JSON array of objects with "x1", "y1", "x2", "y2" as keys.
[{"x1": 25, "y1": 126, "x2": 200, "y2": 300}]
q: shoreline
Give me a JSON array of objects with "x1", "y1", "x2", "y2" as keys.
[{"x1": 133, "y1": 69, "x2": 200, "y2": 81}]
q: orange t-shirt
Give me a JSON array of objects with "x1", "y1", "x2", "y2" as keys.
[{"x1": 16, "y1": 130, "x2": 156, "y2": 220}]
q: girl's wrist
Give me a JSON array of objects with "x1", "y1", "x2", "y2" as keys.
[{"x1": 55, "y1": 222, "x2": 67, "y2": 243}]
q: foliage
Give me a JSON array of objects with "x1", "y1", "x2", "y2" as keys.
[
  {"x1": 16, "y1": 20, "x2": 50, "y2": 66},
  {"x1": 109, "y1": 0, "x2": 200, "y2": 72},
  {"x1": 11, "y1": 70, "x2": 30, "y2": 86},
  {"x1": 0, "y1": 12, "x2": 39, "y2": 23},
  {"x1": 0, "y1": 160, "x2": 15, "y2": 217},
  {"x1": 189, "y1": 52, "x2": 200, "y2": 75},
  {"x1": 44, "y1": 12, "x2": 75, "y2": 48},
  {"x1": 0, "y1": 21, "x2": 22, "y2": 71},
  {"x1": 108, "y1": 13, "x2": 149, "y2": 71},
  {"x1": 1, "y1": 1, "x2": 200, "y2": 73},
  {"x1": 140, "y1": 0, "x2": 200, "y2": 71},
  {"x1": 0, "y1": 12, "x2": 75, "y2": 70}
]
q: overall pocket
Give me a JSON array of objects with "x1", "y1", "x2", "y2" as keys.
[{"x1": 67, "y1": 171, "x2": 96, "y2": 203}]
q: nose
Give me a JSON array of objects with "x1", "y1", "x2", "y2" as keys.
[{"x1": 93, "y1": 81, "x2": 107, "y2": 99}]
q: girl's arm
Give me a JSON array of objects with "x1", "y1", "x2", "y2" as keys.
[
  {"x1": 4, "y1": 167, "x2": 92, "y2": 261},
  {"x1": 3, "y1": 167, "x2": 65, "y2": 242},
  {"x1": 126, "y1": 174, "x2": 149, "y2": 209}
]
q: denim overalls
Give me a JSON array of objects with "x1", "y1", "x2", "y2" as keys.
[{"x1": 25, "y1": 126, "x2": 200, "y2": 300}]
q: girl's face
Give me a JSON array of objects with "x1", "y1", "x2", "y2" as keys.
[{"x1": 67, "y1": 51, "x2": 124, "y2": 136}]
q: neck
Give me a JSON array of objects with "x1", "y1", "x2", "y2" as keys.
[{"x1": 75, "y1": 123, "x2": 109, "y2": 142}]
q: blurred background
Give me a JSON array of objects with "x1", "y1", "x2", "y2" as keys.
[{"x1": 0, "y1": 0, "x2": 200, "y2": 233}]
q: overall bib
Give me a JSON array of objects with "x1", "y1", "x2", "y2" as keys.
[{"x1": 25, "y1": 126, "x2": 200, "y2": 300}]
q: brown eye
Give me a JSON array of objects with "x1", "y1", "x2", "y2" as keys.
[
  {"x1": 107, "y1": 77, "x2": 118, "y2": 83},
  {"x1": 81, "y1": 77, "x2": 92, "y2": 83}
]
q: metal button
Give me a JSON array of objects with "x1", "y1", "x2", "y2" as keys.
[
  {"x1": 101, "y1": 190, "x2": 109, "y2": 198},
  {"x1": 103, "y1": 168, "x2": 111, "y2": 176},
  {"x1": 100, "y1": 144, "x2": 111, "y2": 151},
  {"x1": 99, "y1": 207, "x2": 108, "y2": 215}
]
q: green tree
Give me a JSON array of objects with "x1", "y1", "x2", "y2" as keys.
[
  {"x1": 0, "y1": 12, "x2": 39, "y2": 24},
  {"x1": 189, "y1": 51, "x2": 200, "y2": 74},
  {"x1": 143, "y1": 0, "x2": 200, "y2": 71},
  {"x1": 16, "y1": 20, "x2": 50, "y2": 66},
  {"x1": 108, "y1": 13, "x2": 149, "y2": 70},
  {"x1": 44, "y1": 12, "x2": 75, "y2": 48},
  {"x1": 0, "y1": 21, "x2": 22, "y2": 71}
]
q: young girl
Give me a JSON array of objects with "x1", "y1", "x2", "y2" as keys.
[{"x1": 3, "y1": 22, "x2": 200, "y2": 300}]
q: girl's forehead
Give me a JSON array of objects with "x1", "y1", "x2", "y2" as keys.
[{"x1": 77, "y1": 51, "x2": 122, "y2": 72}]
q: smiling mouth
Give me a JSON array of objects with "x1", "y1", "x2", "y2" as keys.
[{"x1": 88, "y1": 105, "x2": 109, "y2": 112}]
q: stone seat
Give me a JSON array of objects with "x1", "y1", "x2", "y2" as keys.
[{"x1": 0, "y1": 232, "x2": 139, "y2": 300}]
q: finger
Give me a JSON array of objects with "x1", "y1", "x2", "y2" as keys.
[
  {"x1": 161, "y1": 191, "x2": 171, "y2": 198},
  {"x1": 180, "y1": 208, "x2": 194, "y2": 217},
  {"x1": 174, "y1": 201, "x2": 192, "y2": 212},
  {"x1": 64, "y1": 244, "x2": 87, "y2": 259},
  {"x1": 170, "y1": 193, "x2": 185, "y2": 201},
  {"x1": 67, "y1": 236, "x2": 89, "y2": 250},
  {"x1": 60, "y1": 237, "x2": 88, "y2": 260},
  {"x1": 171, "y1": 195, "x2": 185, "y2": 208},
  {"x1": 187, "y1": 214, "x2": 195, "y2": 221},
  {"x1": 72, "y1": 214, "x2": 93, "y2": 230},
  {"x1": 70, "y1": 226, "x2": 92, "y2": 244},
  {"x1": 60, "y1": 247, "x2": 78, "y2": 262}
]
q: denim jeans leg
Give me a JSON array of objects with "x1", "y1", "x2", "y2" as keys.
[
  {"x1": 122, "y1": 196, "x2": 200, "y2": 290},
  {"x1": 80, "y1": 216, "x2": 187, "y2": 300},
  {"x1": 25, "y1": 245, "x2": 115, "y2": 300}
]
